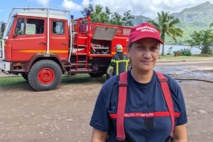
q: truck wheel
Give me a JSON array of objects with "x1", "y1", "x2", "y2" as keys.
[
  {"x1": 106, "y1": 64, "x2": 111, "y2": 79},
  {"x1": 21, "y1": 73, "x2": 28, "y2": 81},
  {"x1": 106, "y1": 73, "x2": 110, "y2": 79},
  {"x1": 28, "y1": 60, "x2": 62, "y2": 91},
  {"x1": 89, "y1": 72, "x2": 105, "y2": 78}
]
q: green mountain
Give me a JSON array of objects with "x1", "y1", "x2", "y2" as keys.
[
  {"x1": 131, "y1": 15, "x2": 151, "y2": 25},
  {"x1": 133, "y1": 1, "x2": 213, "y2": 45},
  {"x1": 171, "y1": 1, "x2": 213, "y2": 45}
]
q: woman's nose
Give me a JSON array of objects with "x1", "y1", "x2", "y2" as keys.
[{"x1": 143, "y1": 50, "x2": 152, "y2": 58}]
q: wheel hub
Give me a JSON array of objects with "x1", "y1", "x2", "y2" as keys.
[{"x1": 38, "y1": 68, "x2": 55, "y2": 84}]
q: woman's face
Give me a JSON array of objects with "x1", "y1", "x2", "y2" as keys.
[{"x1": 127, "y1": 38, "x2": 160, "y2": 72}]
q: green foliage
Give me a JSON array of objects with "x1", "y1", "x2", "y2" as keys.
[
  {"x1": 187, "y1": 29, "x2": 213, "y2": 54},
  {"x1": 81, "y1": 4, "x2": 134, "y2": 26},
  {"x1": 173, "y1": 48, "x2": 192, "y2": 56},
  {"x1": 181, "y1": 48, "x2": 192, "y2": 56},
  {"x1": 210, "y1": 23, "x2": 213, "y2": 28},
  {"x1": 149, "y1": 11, "x2": 183, "y2": 55}
]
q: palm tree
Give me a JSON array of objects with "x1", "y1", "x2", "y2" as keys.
[
  {"x1": 149, "y1": 11, "x2": 183, "y2": 56},
  {"x1": 209, "y1": 23, "x2": 213, "y2": 28}
]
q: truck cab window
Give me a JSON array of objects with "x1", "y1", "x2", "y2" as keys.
[
  {"x1": 26, "y1": 19, "x2": 44, "y2": 35},
  {"x1": 5, "y1": 17, "x2": 14, "y2": 37},
  {"x1": 15, "y1": 18, "x2": 25, "y2": 35},
  {"x1": 52, "y1": 21, "x2": 64, "y2": 35}
]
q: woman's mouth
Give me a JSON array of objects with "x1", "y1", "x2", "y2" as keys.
[{"x1": 141, "y1": 60, "x2": 152, "y2": 64}]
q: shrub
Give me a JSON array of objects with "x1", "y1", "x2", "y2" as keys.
[
  {"x1": 173, "y1": 48, "x2": 192, "y2": 56},
  {"x1": 180, "y1": 48, "x2": 192, "y2": 56}
]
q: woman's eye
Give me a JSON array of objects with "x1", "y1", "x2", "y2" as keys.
[
  {"x1": 151, "y1": 47, "x2": 158, "y2": 51},
  {"x1": 137, "y1": 46, "x2": 144, "y2": 50}
]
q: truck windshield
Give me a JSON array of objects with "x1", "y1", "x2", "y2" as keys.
[{"x1": 6, "y1": 16, "x2": 14, "y2": 37}]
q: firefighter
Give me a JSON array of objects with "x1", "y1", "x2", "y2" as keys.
[
  {"x1": 107, "y1": 44, "x2": 129, "y2": 78},
  {"x1": 90, "y1": 23, "x2": 187, "y2": 142}
]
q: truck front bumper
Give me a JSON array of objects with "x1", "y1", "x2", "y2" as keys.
[{"x1": 0, "y1": 59, "x2": 11, "y2": 71}]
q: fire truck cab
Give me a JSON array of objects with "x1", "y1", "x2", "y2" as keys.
[{"x1": 0, "y1": 8, "x2": 132, "y2": 91}]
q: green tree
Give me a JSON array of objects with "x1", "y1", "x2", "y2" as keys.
[
  {"x1": 148, "y1": 11, "x2": 183, "y2": 55},
  {"x1": 81, "y1": 4, "x2": 134, "y2": 26},
  {"x1": 187, "y1": 30, "x2": 213, "y2": 54},
  {"x1": 121, "y1": 10, "x2": 134, "y2": 26}
]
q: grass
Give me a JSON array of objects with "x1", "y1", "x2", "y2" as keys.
[
  {"x1": 159, "y1": 55, "x2": 213, "y2": 60},
  {"x1": 0, "y1": 76, "x2": 27, "y2": 87},
  {"x1": 0, "y1": 74, "x2": 107, "y2": 89}
]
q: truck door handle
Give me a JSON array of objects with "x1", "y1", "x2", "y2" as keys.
[
  {"x1": 61, "y1": 43, "x2": 67, "y2": 46},
  {"x1": 39, "y1": 42, "x2": 46, "y2": 45}
]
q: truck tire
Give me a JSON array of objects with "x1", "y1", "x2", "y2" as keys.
[
  {"x1": 28, "y1": 60, "x2": 62, "y2": 91},
  {"x1": 89, "y1": 72, "x2": 105, "y2": 78},
  {"x1": 21, "y1": 73, "x2": 28, "y2": 81},
  {"x1": 106, "y1": 73, "x2": 110, "y2": 79},
  {"x1": 106, "y1": 64, "x2": 111, "y2": 79}
]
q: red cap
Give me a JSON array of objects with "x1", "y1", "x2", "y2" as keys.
[{"x1": 129, "y1": 23, "x2": 163, "y2": 44}]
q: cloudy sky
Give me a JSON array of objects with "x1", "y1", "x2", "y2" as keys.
[{"x1": 0, "y1": 0, "x2": 212, "y2": 22}]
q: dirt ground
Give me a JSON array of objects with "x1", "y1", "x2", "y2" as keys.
[{"x1": 0, "y1": 60, "x2": 213, "y2": 142}]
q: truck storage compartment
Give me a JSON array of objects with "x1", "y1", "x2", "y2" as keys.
[
  {"x1": 90, "y1": 26, "x2": 117, "y2": 54},
  {"x1": 90, "y1": 40, "x2": 111, "y2": 54}
]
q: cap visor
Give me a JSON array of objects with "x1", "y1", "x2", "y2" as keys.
[{"x1": 131, "y1": 35, "x2": 164, "y2": 44}]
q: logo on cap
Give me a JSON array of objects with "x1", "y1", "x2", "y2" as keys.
[
  {"x1": 128, "y1": 22, "x2": 163, "y2": 44},
  {"x1": 136, "y1": 26, "x2": 157, "y2": 33}
]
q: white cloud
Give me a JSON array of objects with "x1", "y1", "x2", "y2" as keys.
[
  {"x1": 31, "y1": 0, "x2": 50, "y2": 6},
  {"x1": 82, "y1": 0, "x2": 90, "y2": 7},
  {"x1": 61, "y1": 0, "x2": 213, "y2": 18},
  {"x1": 62, "y1": 0, "x2": 83, "y2": 11}
]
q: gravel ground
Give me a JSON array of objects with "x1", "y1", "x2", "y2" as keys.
[{"x1": 0, "y1": 60, "x2": 213, "y2": 142}]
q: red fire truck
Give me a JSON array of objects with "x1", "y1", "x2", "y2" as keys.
[{"x1": 0, "y1": 8, "x2": 132, "y2": 91}]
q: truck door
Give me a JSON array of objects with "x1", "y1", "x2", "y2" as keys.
[
  {"x1": 49, "y1": 19, "x2": 69, "y2": 60},
  {"x1": 11, "y1": 17, "x2": 46, "y2": 61}
]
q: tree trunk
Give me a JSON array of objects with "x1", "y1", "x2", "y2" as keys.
[
  {"x1": 161, "y1": 34, "x2": 165, "y2": 56},
  {"x1": 161, "y1": 44, "x2": 165, "y2": 56}
]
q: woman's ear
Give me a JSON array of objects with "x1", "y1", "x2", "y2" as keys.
[
  {"x1": 126, "y1": 47, "x2": 130, "y2": 58},
  {"x1": 126, "y1": 43, "x2": 132, "y2": 58}
]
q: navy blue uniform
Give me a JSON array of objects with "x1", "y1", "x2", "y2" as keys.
[
  {"x1": 90, "y1": 70, "x2": 187, "y2": 142},
  {"x1": 110, "y1": 52, "x2": 129, "y2": 76}
]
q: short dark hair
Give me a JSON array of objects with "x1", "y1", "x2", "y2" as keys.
[{"x1": 127, "y1": 42, "x2": 133, "y2": 48}]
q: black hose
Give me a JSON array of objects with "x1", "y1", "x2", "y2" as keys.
[{"x1": 174, "y1": 78, "x2": 213, "y2": 83}]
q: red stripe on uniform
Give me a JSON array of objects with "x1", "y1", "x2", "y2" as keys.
[{"x1": 109, "y1": 111, "x2": 180, "y2": 119}]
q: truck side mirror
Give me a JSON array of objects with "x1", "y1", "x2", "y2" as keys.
[{"x1": 1, "y1": 23, "x2": 6, "y2": 35}]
